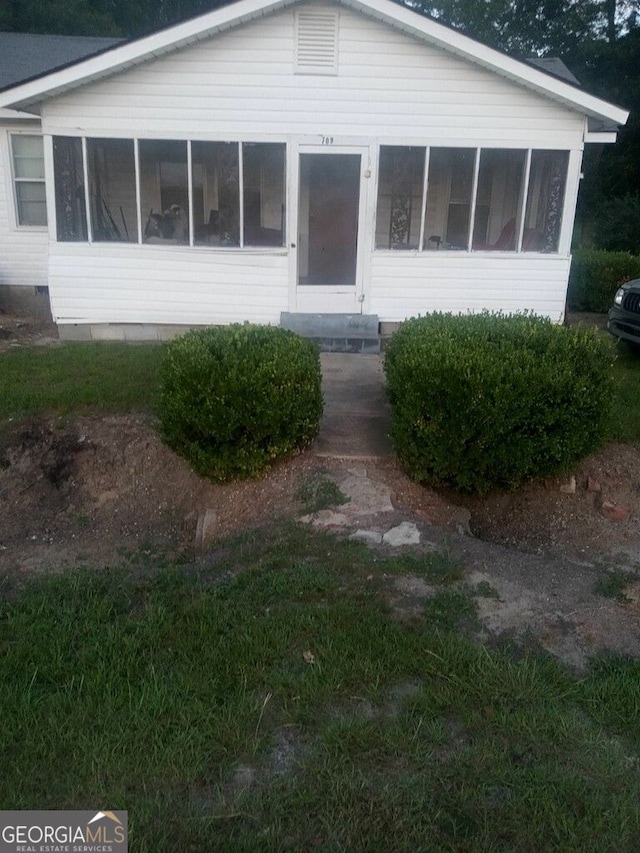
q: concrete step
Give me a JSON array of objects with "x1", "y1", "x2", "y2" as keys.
[{"x1": 280, "y1": 313, "x2": 380, "y2": 354}]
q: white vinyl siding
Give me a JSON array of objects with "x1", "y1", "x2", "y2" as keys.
[
  {"x1": 369, "y1": 253, "x2": 572, "y2": 323},
  {"x1": 0, "y1": 123, "x2": 49, "y2": 287},
  {"x1": 41, "y1": 5, "x2": 585, "y2": 148},
  {"x1": 48, "y1": 243, "x2": 288, "y2": 325}
]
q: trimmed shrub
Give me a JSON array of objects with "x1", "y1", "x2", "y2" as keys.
[
  {"x1": 159, "y1": 325, "x2": 322, "y2": 481},
  {"x1": 568, "y1": 248, "x2": 640, "y2": 312},
  {"x1": 384, "y1": 312, "x2": 615, "y2": 494}
]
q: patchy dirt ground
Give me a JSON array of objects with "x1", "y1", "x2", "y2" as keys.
[{"x1": 1, "y1": 311, "x2": 639, "y2": 668}]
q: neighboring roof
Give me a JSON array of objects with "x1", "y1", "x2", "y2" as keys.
[
  {"x1": 0, "y1": 0, "x2": 629, "y2": 127},
  {"x1": 0, "y1": 31, "x2": 123, "y2": 91},
  {"x1": 525, "y1": 57, "x2": 581, "y2": 87}
]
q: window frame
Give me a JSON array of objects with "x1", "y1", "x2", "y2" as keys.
[
  {"x1": 50, "y1": 134, "x2": 287, "y2": 251},
  {"x1": 9, "y1": 132, "x2": 48, "y2": 230},
  {"x1": 374, "y1": 144, "x2": 571, "y2": 255}
]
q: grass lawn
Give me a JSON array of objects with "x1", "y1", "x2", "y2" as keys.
[
  {"x1": 0, "y1": 342, "x2": 164, "y2": 424},
  {"x1": 1, "y1": 525, "x2": 640, "y2": 851},
  {"x1": 610, "y1": 341, "x2": 640, "y2": 443},
  {"x1": 0, "y1": 332, "x2": 638, "y2": 443}
]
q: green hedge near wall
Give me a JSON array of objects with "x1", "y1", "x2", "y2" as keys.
[
  {"x1": 158, "y1": 325, "x2": 323, "y2": 482},
  {"x1": 568, "y1": 249, "x2": 640, "y2": 312},
  {"x1": 384, "y1": 312, "x2": 615, "y2": 495}
]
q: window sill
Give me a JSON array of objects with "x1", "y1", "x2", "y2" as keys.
[{"x1": 58, "y1": 241, "x2": 289, "y2": 255}]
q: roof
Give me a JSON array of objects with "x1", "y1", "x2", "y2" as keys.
[
  {"x1": 525, "y1": 57, "x2": 581, "y2": 87},
  {"x1": 0, "y1": 31, "x2": 123, "y2": 90},
  {"x1": 0, "y1": 0, "x2": 629, "y2": 127}
]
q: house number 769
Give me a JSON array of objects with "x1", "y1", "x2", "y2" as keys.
[{"x1": 321, "y1": 135, "x2": 334, "y2": 145}]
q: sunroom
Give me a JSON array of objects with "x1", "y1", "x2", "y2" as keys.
[
  {"x1": 375, "y1": 146, "x2": 568, "y2": 255},
  {"x1": 52, "y1": 136, "x2": 568, "y2": 257},
  {"x1": 52, "y1": 137, "x2": 286, "y2": 248}
]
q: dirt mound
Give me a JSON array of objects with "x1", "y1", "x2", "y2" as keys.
[
  {"x1": 1, "y1": 412, "x2": 638, "y2": 577},
  {"x1": 0, "y1": 414, "x2": 319, "y2": 574}
]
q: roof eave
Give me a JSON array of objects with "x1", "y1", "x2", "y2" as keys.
[
  {"x1": 585, "y1": 131, "x2": 618, "y2": 143},
  {"x1": 0, "y1": 106, "x2": 41, "y2": 120}
]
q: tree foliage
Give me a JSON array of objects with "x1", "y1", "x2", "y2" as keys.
[
  {"x1": 414, "y1": 0, "x2": 638, "y2": 54},
  {"x1": 0, "y1": 0, "x2": 228, "y2": 37}
]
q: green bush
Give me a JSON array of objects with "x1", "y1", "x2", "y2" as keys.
[
  {"x1": 159, "y1": 325, "x2": 322, "y2": 481},
  {"x1": 384, "y1": 312, "x2": 615, "y2": 494},
  {"x1": 568, "y1": 248, "x2": 640, "y2": 312}
]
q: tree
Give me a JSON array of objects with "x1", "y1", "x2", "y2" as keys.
[
  {"x1": 411, "y1": 0, "x2": 604, "y2": 56},
  {"x1": 0, "y1": 0, "x2": 228, "y2": 37}
]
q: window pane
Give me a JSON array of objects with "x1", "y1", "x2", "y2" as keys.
[
  {"x1": 523, "y1": 151, "x2": 569, "y2": 253},
  {"x1": 376, "y1": 146, "x2": 425, "y2": 249},
  {"x1": 472, "y1": 149, "x2": 527, "y2": 251},
  {"x1": 12, "y1": 135, "x2": 45, "y2": 179},
  {"x1": 139, "y1": 140, "x2": 189, "y2": 244},
  {"x1": 242, "y1": 143, "x2": 285, "y2": 246},
  {"x1": 87, "y1": 139, "x2": 137, "y2": 242},
  {"x1": 191, "y1": 141, "x2": 239, "y2": 246},
  {"x1": 423, "y1": 148, "x2": 475, "y2": 250},
  {"x1": 16, "y1": 182, "x2": 47, "y2": 226},
  {"x1": 53, "y1": 136, "x2": 87, "y2": 242}
]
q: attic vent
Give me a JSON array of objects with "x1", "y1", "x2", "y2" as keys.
[{"x1": 295, "y1": 10, "x2": 339, "y2": 75}]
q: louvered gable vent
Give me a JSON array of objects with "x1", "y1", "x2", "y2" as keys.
[{"x1": 295, "y1": 10, "x2": 339, "y2": 75}]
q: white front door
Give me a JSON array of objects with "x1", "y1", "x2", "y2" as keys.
[{"x1": 290, "y1": 146, "x2": 369, "y2": 314}]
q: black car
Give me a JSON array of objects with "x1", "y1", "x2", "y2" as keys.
[{"x1": 608, "y1": 278, "x2": 640, "y2": 350}]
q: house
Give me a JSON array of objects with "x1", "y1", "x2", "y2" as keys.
[
  {"x1": 0, "y1": 31, "x2": 122, "y2": 318},
  {"x1": 0, "y1": 0, "x2": 628, "y2": 341}
]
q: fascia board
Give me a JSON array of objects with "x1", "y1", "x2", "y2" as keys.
[
  {"x1": 0, "y1": 107, "x2": 41, "y2": 120},
  {"x1": 584, "y1": 131, "x2": 618, "y2": 143}
]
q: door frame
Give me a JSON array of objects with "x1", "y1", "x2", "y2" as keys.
[{"x1": 288, "y1": 141, "x2": 371, "y2": 314}]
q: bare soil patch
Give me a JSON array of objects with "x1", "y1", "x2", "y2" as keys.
[{"x1": 1, "y1": 411, "x2": 637, "y2": 574}]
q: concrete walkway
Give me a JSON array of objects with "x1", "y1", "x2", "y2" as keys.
[{"x1": 314, "y1": 353, "x2": 393, "y2": 460}]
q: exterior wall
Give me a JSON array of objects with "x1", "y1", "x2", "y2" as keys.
[
  {"x1": 0, "y1": 118, "x2": 49, "y2": 292},
  {"x1": 369, "y1": 254, "x2": 571, "y2": 323},
  {"x1": 36, "y1": 1, "x2": 588, "y2": 327},
  {"x1": 49, "y1": 244, "x2": 289, "y2": 325}
]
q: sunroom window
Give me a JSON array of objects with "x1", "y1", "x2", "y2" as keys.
[
  {"x1": 375, "y1": 146, "x2": 425, "y2": 249},
  {"x1": 423, "y1": 148, "x2": 475, "y2": 250},
  {"x1": 139, "y1": 140, "x2": 190, "y2": 244},
  {"x1": 375, "y1": 145, "x2": 569, "y2": 254},
  {"x1": 192, "y1": 141, "x2": 240, "y2": 246},
  {"x1": 87, "y1": 138, "x2": 137, "y2": 242},
  {"x1": 53, "y1": 136, "x2": 86, "y2": 242},
  {"x1": 11, "y1": 134, "x2": 47, "y2": 227},
  {"x1": 471, "y1": 149, "x2": 527, "y2": 251},
  {"x1": 242, "y1": 143, "x2": 286, "y2": 247},
  {"x1": 522, "y1": 150, "x2": 569, "y2": 253},
  {"x1": 50, "y1": 137, "x2": 286, "y2": 248}
]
